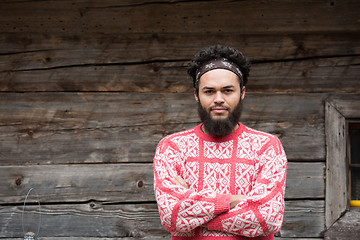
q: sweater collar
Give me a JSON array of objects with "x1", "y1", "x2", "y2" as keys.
[{"x1": 195, "y1": 122, "x2": 244, "y2": 142}]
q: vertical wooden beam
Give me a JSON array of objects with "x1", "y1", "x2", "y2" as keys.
[{"x1": 325, "y1": 101, "x2": 348, "y2": 228}]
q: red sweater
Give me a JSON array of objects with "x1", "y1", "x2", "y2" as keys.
[{"x1": 153, "y1": 123, "x2": 287, "y2": 239}]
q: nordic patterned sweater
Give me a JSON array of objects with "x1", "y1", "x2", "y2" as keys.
[{"x1": 153, "y1": 123, "x2": 287, "y2": 240}]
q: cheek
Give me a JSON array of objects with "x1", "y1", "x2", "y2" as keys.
[
  {"x1": 199, "y1": 96, "x2": 213, "y2": 107},
  {"x1": 227, "y1": 96, "x2": 241, "y2": 107}
]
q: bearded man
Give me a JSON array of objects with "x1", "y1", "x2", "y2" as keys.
[{"x1": 153, "y1": 44, "x2": 287, "y2": 239}]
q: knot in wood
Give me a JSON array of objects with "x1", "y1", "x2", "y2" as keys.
[
  {"x1": 15, "y1": 176, "x2": 22, "y2": 186},
  {"x1": 137, "y1": 180, "x2": 144, "y2": 188}
]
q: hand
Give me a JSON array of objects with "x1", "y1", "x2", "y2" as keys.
[
  {"x1": 171, "y1": 175, "x2": 189, "y2": 189},
  {"x1": 230, "y1": 194, "x2": 247, "y2": 209}
]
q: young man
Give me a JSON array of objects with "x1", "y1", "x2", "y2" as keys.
[{"x1": 153, "y1": 45, "x2": 287, "y2": 239}]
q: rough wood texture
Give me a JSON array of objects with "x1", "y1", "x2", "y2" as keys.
[
  {"x1": 325, "y1": 100, "x2": 348, "y2": 228},
  {"x1": 324, "y1": 97, "x2": 360, "y2": 228},
  {"x1": 0, "y1": 0, "x2": 359, "y2": 239},
  {"x1": 0, "y1": 32, "x2": 359, "y2": 62},
  {"x1": 1, "y1": 56, "x2": 359, "y2": 93},
  {"x1": 0, "y1": 93, "x2": 327, "y2": 165},
  {"x1": 324, "y1": 208, "x2": 360, "y2": 239},
  {"x1": 0, "y1": 200, "x2": 324, "y2": 238},
  {"x1": 279, "y1": 200, "x2": 325, "y2": 238},
  {"x1": 0, "y1": 0, "x2": 358, "y2": 34},
  {"x1": 0, "y1": 162, "x2": 324, "y2": 204}
]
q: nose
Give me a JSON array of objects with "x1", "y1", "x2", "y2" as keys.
[{"x1": 214, "y1": 91, "x2": 224, "y2": 104}]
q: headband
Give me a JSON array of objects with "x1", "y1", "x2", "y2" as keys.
[{"x1": 195, "y1": 58, "x2": 243, "y2": 86}]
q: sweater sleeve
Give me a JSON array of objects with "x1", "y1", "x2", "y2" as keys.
[
  {"x1": 207, "y1": 137, "x2": 287, "y2": 237},
  {"x1": 154, "y1": 137, "x2": 231, "y2": 233}
]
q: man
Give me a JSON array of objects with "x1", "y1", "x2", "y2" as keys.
[{"x1": 153, "y1": 44, "x2": 287, "y2": 239}]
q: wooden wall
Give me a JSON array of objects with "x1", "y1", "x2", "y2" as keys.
[{"x1": 0, "y1": 0, "x2": 359, "y2": 239}]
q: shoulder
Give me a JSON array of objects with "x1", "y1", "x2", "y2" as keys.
[
  {"x1": 156, "y1": 125, "x2": 199, "y2": 150},
  {"x1": 240, "y1": 124, "x2": 284, "y2": 151}
]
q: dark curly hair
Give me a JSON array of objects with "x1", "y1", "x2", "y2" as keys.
[{"x1": 187, "y1": 44, "x2": 251, "y2": 95}]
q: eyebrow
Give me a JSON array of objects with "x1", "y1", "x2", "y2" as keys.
[{"x1": 201, "y1": 85, "x2": 236, "y2": 90}]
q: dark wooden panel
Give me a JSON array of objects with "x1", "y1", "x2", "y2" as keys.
[
  {"x1": 285, "y1": 162, "x2": 325, "y2": 200},
  {"x1": 1, "y1": 56, "x2": 359, "y2": 94},
  {"x1": 0, "y1": 203, "x2": 167, "y2": 239},
  {"x1": 1, "y1": 32, "x2": 359, "y2": 70},
  {"x1": 0, "y1": 162, "x2": 324, "y2": 203},
  {"x1": 0, "y1": 120, "x2": 324, "y2": 165},
  {"x1": 326, "y1": 94, "x2": 360, "y2": 118},
  {"x1": 0, "y1": 238, "x2": 324, "y2": 240},
  {"x1": 0, "y1": 200, "x2": 325, "y2": 238},
  {"x1": 280, "y1": 200, "x2": 325, "y2": 238},
  {"x1": 0, "y1": 238, "x2": 170, "y2": 240},
  {"x1": 0, "y1": 0, "x2": 358, "y2": 34},
  {"x1": 0, "y1": 93, "x2": 326, "y2": 164},
  {"x1": 250, "y1": 56, "x2": 360, "y2": 94}
]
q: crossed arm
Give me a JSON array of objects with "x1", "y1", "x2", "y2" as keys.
[
  {"x1": 154, "y1": 137, "x2": 287, "y2": 236},
  {"x1": 171, "y1": 175, "x2": 247, "y2": 210}
]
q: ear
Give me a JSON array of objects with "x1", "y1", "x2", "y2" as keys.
[
  {"x1": 194, "y1": 89, "x2": 199, "y2": 102},
  {"x1": 241, "y1": 86, "x2": 246, "y2": 100}
]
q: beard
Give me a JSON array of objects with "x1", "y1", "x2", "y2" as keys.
[{"x1": 197, "y1": 99, "x2": 243, "y2": 138}]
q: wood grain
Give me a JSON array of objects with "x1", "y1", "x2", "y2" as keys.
[
  {"x1": 1, "y1": 56, "x2": 359, "y2": 93},
  {"x1": 0, "y1": 200, "x2": 325, "y2": 238},
  {"x1": 0, "y1": 0, "x2": 358, "y2": 34},
  {"x1": 0, "y1": 162, "x2": 324, "y2": 203},
  {"x1": 0, "y1": 93, "x2": 327, "y2": 165}
]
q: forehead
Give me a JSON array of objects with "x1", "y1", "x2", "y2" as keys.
[{"x1": 199, "y1": 69, "x2": 241, "y2": 88}]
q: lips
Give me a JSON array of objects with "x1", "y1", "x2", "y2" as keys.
[{"x1": 210, "y1": 106, "x2": 229, "y2": 114}]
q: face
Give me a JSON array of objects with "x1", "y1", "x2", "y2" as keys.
[{"x1": 195, "y1": 69, "x2": 246, "y2": 137}]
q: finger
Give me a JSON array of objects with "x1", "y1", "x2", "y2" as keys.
[
  {"x1": 175, "y1": 175, "x2": 188, "y2": 188},
  {"x1": 170, "y1": 177, "x2": 180, "y2": 186}
]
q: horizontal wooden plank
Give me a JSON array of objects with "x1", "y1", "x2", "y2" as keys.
[
  {"x1": 0, "y1": 162, "x2": 324, "y2": 203},
  {"x1": 0, "y1": 92, "x2": 327, "y2": 165},
  {"x1": 1, "y1": 32, "x2": 359, "y2": 70},
  {"x1": 326, "y1": 95, "x2": 360, "y2": 118},
  {"x1": 0, "y1": 200, "x2": 325, "y2": 238},
  {"x1": 0, "y1": 238, "x2": 170, "y2": 240},
  {"x1": 0, "y1": 203, "x2": 167, "y2": 239},
  {"x1": 0, "y1": 0, "x2": 358, "y2": 34},
  {"x1": 280, "y1": 200, "x2": 325, "y2": 238},
  {"x1": 285, "y1": 162, "x2": 325, "y2": 200},
  {"x1": 0, "y1": 120, "x2": 324, "y2": 165},
  {"x1": 1, "y1": 56, "x2": 359, "y2": 94},
  {"x1": 0, "y1": 238, "x2": 324, "y2": 240}
]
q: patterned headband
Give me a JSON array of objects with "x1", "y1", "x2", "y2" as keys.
[{"x1": 195, "y1": 58, "x2": 243, "y2": 85}]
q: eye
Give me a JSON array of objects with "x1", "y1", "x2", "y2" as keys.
[
  {"x1": 204, "y1": 90, "x2": 214, "y2": 94},
  {"x1": 224, "y1": 89, "x2": 234, "y2": 93}
]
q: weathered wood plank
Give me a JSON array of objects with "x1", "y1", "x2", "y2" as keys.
[
  {"x1": 0, "y1": 238, "x2": 324, "y2": 240},
  {"x1": 325, "y1": 100, "x2": 348, "y2": 228},
  {"x1": 0, "y1": 203, "x2": 167, "y2": 239},
  {"x1": 1, "y1": 56, "x2": 359, "y2": 94},
  {"x1": 0, "y1": 200, "x2": 325, "y2": 238},
  {"x1": 324, "y1": 209, "x2": 360, "y2": 239},
  {"x1": 326, "y1": 95, "x2": 360, "y2": 118},
  {"x1": 280, "y1": 200, "x2": 325, "y2": 238},
  {"x1": 0, "y1": 120, "x2": 324, "y2": 165},
  {"x1": 0, "y1": 0, "x2": 358, "y2": 34},
  {"x1": 1, "y1": 32, "x2": 359, "y2": 69},
  {"x1": 0, "y1": 238, "x2": 170, "y2": 240},
  {"x1": 0, "y1": 93, "x2": 327, "y2": 164},
  {"x1": 0, "y1": 92, "x2": 199, "y2": 129},
  {"x1": 285, "y1": 163, "x2": 325, "y2": 200},
  {"x1": 0, "y1": 162, "x2": 324, "y2": 203}
]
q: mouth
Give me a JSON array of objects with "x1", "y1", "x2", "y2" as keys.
[{"x1": 210, "y1": 106, "x2": 229, "y2": 114}]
